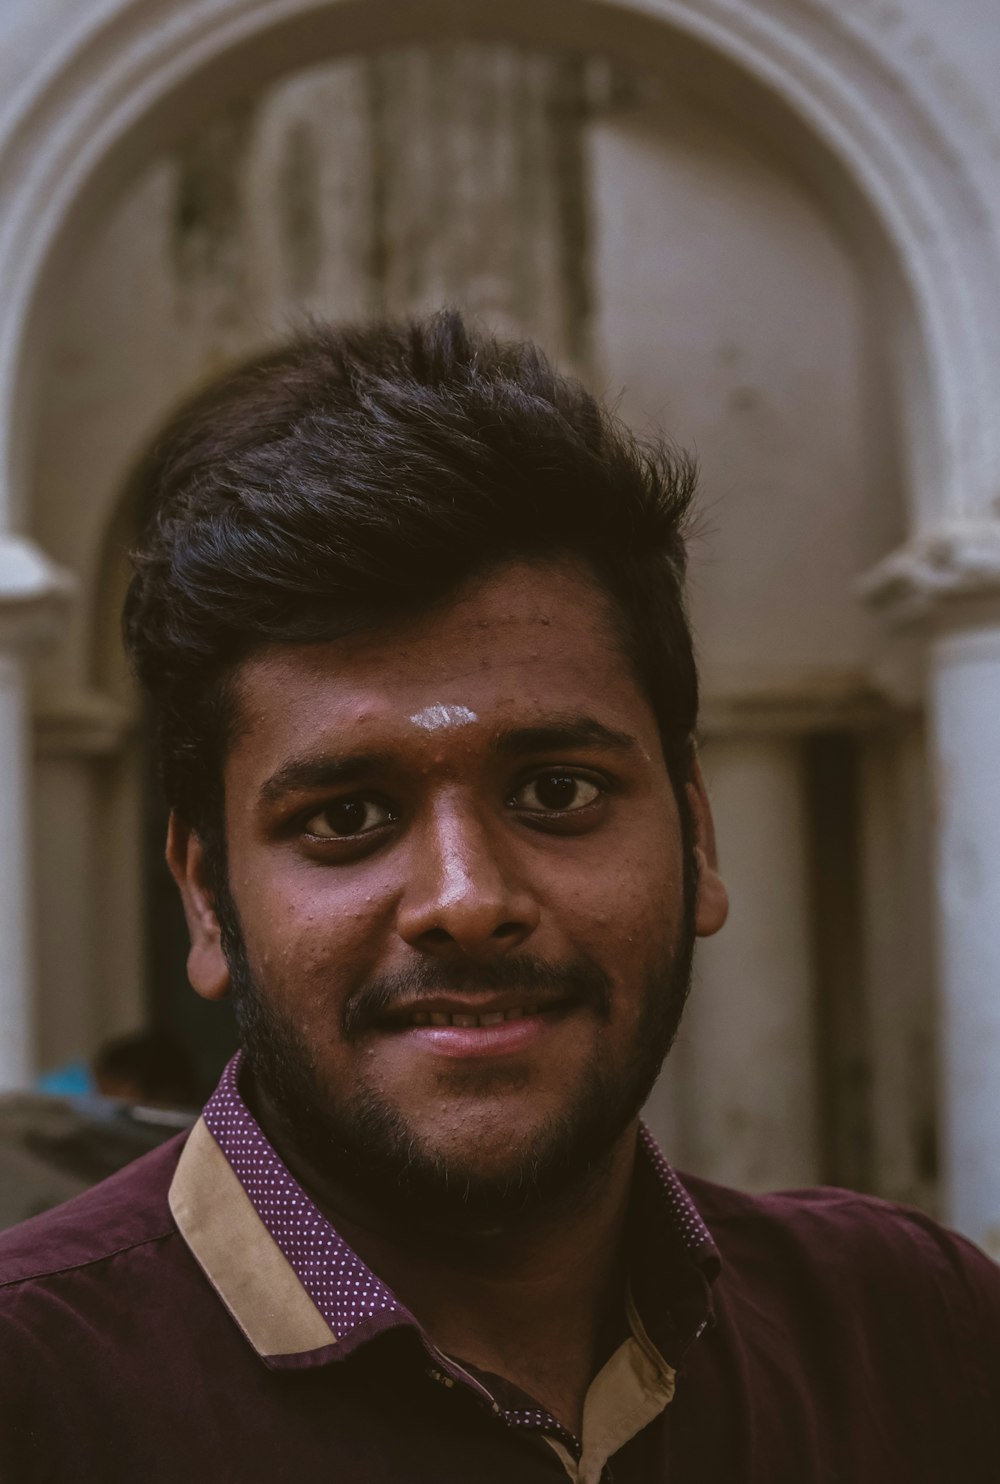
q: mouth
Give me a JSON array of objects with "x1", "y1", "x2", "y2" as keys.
[
  {"x1": 398, "y1": 1004, "x2": 545, "y2": 1028},
  {"x1": 376, "y1": 995, "x2": 578, "y2": 1059}
]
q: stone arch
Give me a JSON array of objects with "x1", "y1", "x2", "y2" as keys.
[{"x1": 2, "y1": 0, "x2": 999, "y2": 548}]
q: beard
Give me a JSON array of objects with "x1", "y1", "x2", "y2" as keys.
[{"x1": 214, "y1": 852, "x2": 697, "y2": 1231}]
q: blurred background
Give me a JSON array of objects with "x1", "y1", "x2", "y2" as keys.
[{"x1": 2, "y1": 0, "x2": 1000, "y2": 1254}]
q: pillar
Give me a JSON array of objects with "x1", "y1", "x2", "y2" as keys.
[
  {"x1": 667, "y1": 735, "x2": 821, "y2": 1190},
  {"x1": 0, "y1": 535, "x2": 72, "y2": 1089},
  {"x1": 859, "y1": 723, "x2": 937, "y2": 1213},
  {"x1": 0, "y1": 647, "x2": 33, "y2": 1087},
  {"x1": 929, "y1": 617, "x2": 1000, "y2": 1256}
]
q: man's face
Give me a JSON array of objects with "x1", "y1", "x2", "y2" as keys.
[{"x1": 174, "y1": 559, "x2": 726, "y2": 1220}]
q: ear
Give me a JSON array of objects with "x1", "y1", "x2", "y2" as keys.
[
  {"x1": 685, "y1": 754, "x2": 729, "y2": 939},
  {"x1": 165, "y1": 812, "x2": 231, "y2": 1001}
]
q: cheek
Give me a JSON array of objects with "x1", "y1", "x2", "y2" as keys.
[
  {"x1": 564, "y1": 823, "x2": 684, "y2": 1002},
  {"x1": 576, "y1": 816, "x2": 683, "y2": 934},
  {"x1": 230, "y1": 858, "x2": 386, "y2": 1001}
]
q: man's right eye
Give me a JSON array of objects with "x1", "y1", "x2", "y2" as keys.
[{"x1": 302, "y1": 798, "x2": 396, "y2": 839}]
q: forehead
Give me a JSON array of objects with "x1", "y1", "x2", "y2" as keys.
[{"x1": 227, "y1": 560, "x2": 658, "y2": 768}]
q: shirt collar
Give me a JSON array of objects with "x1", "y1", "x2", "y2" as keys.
[{"x1": 170, "y1": 1053, "x2": 719, "y2": 1372}]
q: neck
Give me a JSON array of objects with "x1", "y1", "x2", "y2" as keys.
[{"x1": 250, "y1": 1082, "x2": 639, "y2": 1436}]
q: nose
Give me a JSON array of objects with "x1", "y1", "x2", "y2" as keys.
[{"x1": 396, "y1": 799, "x2": 540, "y2": 958}]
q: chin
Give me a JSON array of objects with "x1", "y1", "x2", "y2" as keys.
[{"x1": 419, "y1": 1132, "x2": 546, "y2": 1189}]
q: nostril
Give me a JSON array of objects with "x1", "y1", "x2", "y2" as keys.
[
  {"x1": 420, "y1": 927, "x2": 453, "y2": 947},
  {"x1": 491, "y1": 922, "x2": 522, "y2": 940}
]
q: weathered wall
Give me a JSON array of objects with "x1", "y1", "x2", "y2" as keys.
[{"x1": 3, "y1": 0, "x2": 1000, "y2": 1237}]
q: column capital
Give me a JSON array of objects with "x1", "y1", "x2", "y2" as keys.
[
  {"x1": 0, "y1": 536, "x2": 74, "y2": 650},
  {"x1": 858, "y1": 523, "x2": 1000, "y2": 629},
  {"x1": 33, "y1": 688, "x2": 135, "y2": 758}
]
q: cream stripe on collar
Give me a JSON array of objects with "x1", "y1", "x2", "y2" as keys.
[{"x1": 169, "y1": 1117, "x2": 336, "y2": 1359}]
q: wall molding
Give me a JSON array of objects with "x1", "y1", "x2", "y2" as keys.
[
  {"x1": 0, "y1": 535, "x2": 73, "y2": 650},
  {"x1": 33, "y1": 688, "x2": 135, "y2": 759},
  {"x1": 859, "y1": 522, "x2": 1000, "y2": 628},
  {"x1": 700, "y1": 672, "x2": 911, "y2": 739}
]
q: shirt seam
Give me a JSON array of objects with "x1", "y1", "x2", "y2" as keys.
[{"x1": 0, "y1": 1225, "x2": 178, "y2": 1290}]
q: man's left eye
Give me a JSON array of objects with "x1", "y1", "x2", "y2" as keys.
[
  {"x1": 303, "y1": 798, "x2": 395, "y2": 838},
  {"x1": 511, "y1": 773, "x2": 602, "y2": 813}
]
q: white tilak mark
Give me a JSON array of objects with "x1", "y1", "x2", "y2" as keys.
[{"x1": 409, "y1": 704, "x2": 478, "y2": 731}]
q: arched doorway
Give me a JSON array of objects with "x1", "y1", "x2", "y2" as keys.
[{"x1": 5, "y1": 0, "x2": 1000, "y2": 1244}]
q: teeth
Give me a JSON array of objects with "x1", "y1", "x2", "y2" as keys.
[{"x1": 406, "y1": 1006, "x2": 542, "y2": 1028}]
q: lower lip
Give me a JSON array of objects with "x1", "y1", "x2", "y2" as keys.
[{"x1": 385, "y1": 1012, "x2": 561, "y2": 1059}]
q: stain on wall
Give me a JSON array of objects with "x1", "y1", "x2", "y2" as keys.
[
  {"x1": 170, "y1": 98, "x2": 256, "y2": 296},
  {"x1": 164, "y1": 44, "x2": 599, "y2": 375},
  {"x1": 276, "y1": 120, "x2": 323, "y2": 299}
]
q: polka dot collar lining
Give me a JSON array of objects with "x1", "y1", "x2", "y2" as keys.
[{"x1": 203, "y1": 1055, "x2": 411, "y2": 1345}]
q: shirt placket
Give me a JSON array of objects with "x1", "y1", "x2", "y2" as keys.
[{"x1": 424, "y1": 1342, "x2": 583, "y2": 1464}]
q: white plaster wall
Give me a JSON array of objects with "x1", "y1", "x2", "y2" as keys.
[{"x1": 590, "y1": 83, "x2": 905, "y2": 684}]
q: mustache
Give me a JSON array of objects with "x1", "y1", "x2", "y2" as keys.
[{"x1": 342, "y1": 953, "x2": 613, "y2": 1040}]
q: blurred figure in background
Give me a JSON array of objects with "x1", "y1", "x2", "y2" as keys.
[
  {"x1": 1, "y1": 1030, "x2": 201, "y2": 1232},
  {"x1": 93, "y1": 1029, "x2": 204, "y2": 1108}
]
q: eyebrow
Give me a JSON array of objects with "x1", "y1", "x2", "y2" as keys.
[
  {"x1": 490, "y1": 717, "x2": 639, "y2": 757},
  {"x1": 258, "y1": 752, "x2": 395, "y2": 805},
  {"x1": 258, "y1": 715, "x2": 639, "y2": 805}
]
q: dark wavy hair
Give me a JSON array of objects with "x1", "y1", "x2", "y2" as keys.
[{"x1": 124, "y1": 310, "x2": 699, "y2": 857}]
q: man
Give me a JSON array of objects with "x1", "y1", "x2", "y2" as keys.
[{"x1": 1, "y1": 311, "x2": 997, "y2": 1482}]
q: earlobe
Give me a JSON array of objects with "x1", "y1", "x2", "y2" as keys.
[
  {"x1": 693, "y1": 845, "x2": 729, "y2": 937},
  {"x1": 165, "y1": 813, "x2": 232, "y2": 1001},
  {"x1": 686, "y1": 757, "x2": 729, "y2": 939}
]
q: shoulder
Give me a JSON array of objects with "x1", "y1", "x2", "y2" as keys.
[
  {"x1": 0, "y1": 1130, "x2": 187, "y2": 1287},
  {"x1": 0, "y1": 1132, "x2": 208, "y2": 1396},
  {"x1": 684, "y1": 1170, "x2": 999, "y2": 1289},
  {"x1": 0, "y1": 1133, "x2": 214, "y2": 1476},
  {"x1": 683, "y1": 1172, "x2": 1000, "y2": 1382}
]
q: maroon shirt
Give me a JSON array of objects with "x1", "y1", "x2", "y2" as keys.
[{"x1": 1, "y1": 1060, "x2": 998, "y2": 1481}]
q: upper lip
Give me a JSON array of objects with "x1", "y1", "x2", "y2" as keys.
[{"x1": 378, "y1": 990, "x2": 575, "y2": 1026}]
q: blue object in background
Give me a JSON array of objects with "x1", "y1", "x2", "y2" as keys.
[{"x1": 35, "y1": 1061, "x2": 95, "y2": 1097}]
